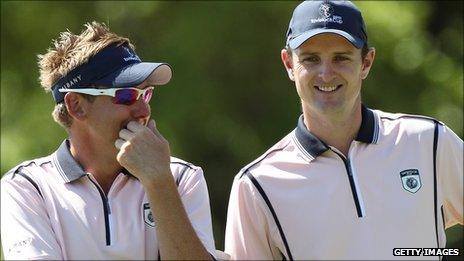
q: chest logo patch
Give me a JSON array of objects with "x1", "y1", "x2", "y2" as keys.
[
  {"x1": 400, "y1": 169, "x2": 421, "y2": 193},
  {"x1": 143, "y1": 203, "x2": 155, "y2": 227}
]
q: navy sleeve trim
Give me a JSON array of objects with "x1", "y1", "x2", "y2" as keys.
[
  {"x1": 380, "y1": 114, "x2": 444, "y2": 125},
  {"x1": 239, "y1": 147, "x2": 286, "y2": 179},
  {"x1": 175, "y1": 165, "x2": 191, "y2": 187},
  {"x1": 170, "y1": 161, "x2": 195, "y2": 187},
  {"x1": 440, "y1": 205, "x2": 446, "y2": 233},
  {"x1": 171, "y1": 161, "x2": 194, "y2": 169},
  {"x1": 244, "y1": 171, "x2": 293, "y2": 261},
  {"x1": 13, "y1": 170, "x2": 43, "y2": 199},
  {"x1": 210, "y1": 253, "x2": 217, "y2": 261},
  {"x1": 432, "y1": 121, "x2": 440, "y2": 248}
]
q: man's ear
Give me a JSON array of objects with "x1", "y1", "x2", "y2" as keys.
[
  {"x1": 361, "y1": 47, "x2": 376, "y2": 79},
  {"x1": 64, "y1": 93, "x2": 87, "y2": 121},
  {"x1": 281, "y1": 49, "x2": 295, "y2": 81}
]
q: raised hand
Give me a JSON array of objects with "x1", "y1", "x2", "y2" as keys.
[{"x1": 115, "y1": 119, "x2": 172, "y2": 185}]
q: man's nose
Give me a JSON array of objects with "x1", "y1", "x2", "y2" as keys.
[
  {"x1": 318, "y1": 61, "x2": 336, "y2": 83},
  {"x1": 131, "y1": 98, "x2": 151, "y2": 120}
]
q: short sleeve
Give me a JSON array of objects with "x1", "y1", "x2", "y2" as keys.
[
  {"x1": 1, "y1": 172, "x2": 63, "y2": 260},
  {"x1": 224, "y1": 174, "x2": 281, "y2": 260},
  {"x1": 176, "y1": 167, "x2": 217, "y2": 257},
  {"x1": 437, "y1": 125, "x2": 463, "y2": 227}
]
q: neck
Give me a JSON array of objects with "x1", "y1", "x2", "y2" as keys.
[
  {"x1": 302, "y1": 102, "x2": 362, "y2": 157},
  {"x1": 68, "y1": 130, "x2": 120, "y2": 194}
]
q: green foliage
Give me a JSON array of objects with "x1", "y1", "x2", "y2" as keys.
[{"x1": 1, "y1": 0, "x2": 462, "y2": 252}]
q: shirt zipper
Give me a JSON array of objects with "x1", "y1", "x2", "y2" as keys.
[
  {"x1": 87, "y1": 176, "x2": 112, "y2": 245},
  {"x1": 332, "y1": 150, "x2": 363, "y2": 218}
]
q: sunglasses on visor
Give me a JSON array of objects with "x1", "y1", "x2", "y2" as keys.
[{"x1": 59, "y1": 87, "x2": 154, "y2": 105}]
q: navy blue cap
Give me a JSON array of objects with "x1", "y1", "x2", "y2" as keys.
[
  {"x1": 286, "y1": 0, "x2": 368, "y2": 49},
  {"x1": 52, "y1": 43, "x2": 172, "y2": 104}
]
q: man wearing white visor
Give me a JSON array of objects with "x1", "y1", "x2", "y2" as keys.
[{"x1": 1, "y1": 21, "x2": 216, "y2": 260}]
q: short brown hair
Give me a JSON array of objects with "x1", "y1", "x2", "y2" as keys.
[{"x1": 37, "y1": 21, "x2": 134, "y2": 128}]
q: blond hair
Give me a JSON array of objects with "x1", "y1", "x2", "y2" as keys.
[{"x1": 37, "y1": 21, "x2": 135, "y2": 128}]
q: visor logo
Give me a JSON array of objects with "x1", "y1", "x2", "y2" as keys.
[
  {"x1": 62, "y1": 75, "x2": 82, "y2": 89},
  {"x1": 400, "y1": 169, "x2": 421, "y2": 193},
  {"x1": 122, "y1": 46, "x2": 141, "y2": 62},
  {"x1": 319, "y1": 3, "x2": 333, "y2": 18},
  {"x1": 311, "y1": 3, "x2": 343, "y2": 24},
  {"x1": 143, "y1": 203, "x2": 155, "y2": 227}
]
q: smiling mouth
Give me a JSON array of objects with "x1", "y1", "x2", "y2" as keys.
[{"x1": 314, "y1": 84, "x2": 343, "y2": 92}]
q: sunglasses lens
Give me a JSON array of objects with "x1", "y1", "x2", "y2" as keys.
[{"x1": 114, "y1": 89, "x2": 138, "y2": 105}]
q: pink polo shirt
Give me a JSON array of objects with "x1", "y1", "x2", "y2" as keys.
[
  {"x1": 225, "y1": 106, "x2": 463, "y2": 260},
  {"x1": 1, "y1": 140, "x2": 216, "y2": 260}
]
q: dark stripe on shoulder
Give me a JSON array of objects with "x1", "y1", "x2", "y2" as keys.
[
  {"x1": 433, "y1": 121, "x2": 440, "y2": 247},
  {"x1": 176, "y1": 165, "x2": 190, "y2": 186},
  {"x1": 244, "y1": 171, "x2": 293, "y2": 260},
  {"x1": 239, "y1": 147, "x2": 286, "y2": 179},
  {"x1": 171, "y1": 161, "x2": 195, "y2": 186},
  {"x1": 12, "y1": 170, "x2": 43, "y2": 199},
  {"x1": 380, "y1": 114, "x2": 443, "y2": 125},
  {"x1": 171, "y1": 161, "x2": 195, "y2": 169}
]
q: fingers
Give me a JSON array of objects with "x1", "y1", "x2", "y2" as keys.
[
  {"x1": 126, "y1": 121, "x2": 144, "y2": 133},
  {"x1": 123, "y1": 119, "x2": 166, "y2": 143},
  {"x1": 116, "y1": 120, "x2": 159, "y2": 150},
  {"x1": 116, "y1": 127, "x2": 135, "y2": 150},
  {"x1": 116, "y1": 121, "x2": 144, "y2": 148},
  {"x1": 119, "y1": 128, "x2": 134, "y2": 141},
  {"x1": 147, "y1": 119, "x2": 164, "y2": 139},
  {"x1": 115, "y1": 138, "x2": 125, "y2": 149},
  {"x1": 126, "y1": 120, "x2": 162, "y2": 138},
  {"x1": 147, "y1": 119, "x2": 156, "y2": 133}
]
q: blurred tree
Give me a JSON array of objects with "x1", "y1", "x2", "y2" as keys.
[{"x1": 1, "y1": 0, "x2": 462, "y2": 255}]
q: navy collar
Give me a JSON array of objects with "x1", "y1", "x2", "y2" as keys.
[
  {"x1": 53, "y1": 139, "x2": 134, "y2": 183},
  {"x1": 54, "y1": 140, "x2": 86, "y2": 182},
  {"x1": 294, "y1": 105, "x2": 379, "y2": 159}
]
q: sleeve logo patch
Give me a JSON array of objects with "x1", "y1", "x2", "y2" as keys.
[
  {"x1": 143, "y1": 203, "x2": 155, "y2": 227},
  {"x1": 400, "y1": 169, "x2": 421, "y2": 193}
]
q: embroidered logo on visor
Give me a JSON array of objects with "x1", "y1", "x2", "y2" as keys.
[{"x1": 400, "y1": 169, "x2": 422, "y2": 193}]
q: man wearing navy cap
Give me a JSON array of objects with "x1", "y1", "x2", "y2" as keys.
[
  {"x1": 225, "y1": 1, "x2": 462, "y2": 260},
  {"x1": 1, "y1": 22, "x2": 216, "y2": 260}
]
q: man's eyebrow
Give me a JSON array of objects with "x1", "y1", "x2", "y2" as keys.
[
  {"x1": 297, "y1": 51, "x2": 319, "y2": 56},
  {"x1": 334, "y1": 51, "x2": 354, "y2": 55}
]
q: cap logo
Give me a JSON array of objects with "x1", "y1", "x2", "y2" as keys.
[
  {"x1": 319, "y1": 3, "x2": 333, "y2": 18},
  {"x1": 311, "y1": 3, "x2": 343, "y2": 24}
]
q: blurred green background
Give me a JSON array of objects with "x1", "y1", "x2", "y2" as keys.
[{"x1": 1, "y1": 0, "x2": 462, "y2": 257}]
